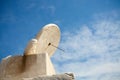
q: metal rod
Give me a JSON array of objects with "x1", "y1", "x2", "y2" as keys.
[{"x1": 48, "y1": 43, "x2": 65, "y2": 52}]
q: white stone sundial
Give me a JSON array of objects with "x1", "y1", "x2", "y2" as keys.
[
  {"x1": 0, "y1": 24, "x2": 74, "y2": 79},
  {"x1": 24, "y1": 24, "x2": 60, "y2": 57}
]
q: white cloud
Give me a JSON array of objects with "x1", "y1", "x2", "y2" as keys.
[
  {"x1": 98, "y1": 72, "x2": 120, "y2": 80},
  {"x1": 52, "y1": 12, "x2": 120, "y2": 80}
]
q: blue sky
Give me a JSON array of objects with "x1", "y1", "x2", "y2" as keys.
[{"x1": 0, "y1": 0, "x2": 120, "y2": 80}]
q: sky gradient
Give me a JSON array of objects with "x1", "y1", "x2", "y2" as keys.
[{"x1": 0, "y1": 0, "x2": 120, "y2": 80}]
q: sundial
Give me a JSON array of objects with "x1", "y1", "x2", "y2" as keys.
[
  {"x1": 24, "y1": 24, "x2": 60, "y2": 57},
  {"x1": 0, "y1": 24, "x2": 61, "y2": 79}
]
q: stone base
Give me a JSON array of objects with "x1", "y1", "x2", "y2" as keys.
[{"x1": 0, "y1": 53, "x2": 55, "y2": 79}]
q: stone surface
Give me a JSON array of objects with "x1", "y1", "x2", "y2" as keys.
[
  {"x1": 0, "y1": 73, "x2": 74, "y2": 80},
  {"x1": 22, "y1": 73, "x2": 74, "y2": 80}
]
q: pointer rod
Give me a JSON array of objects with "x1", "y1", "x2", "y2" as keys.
[{"x1": 48, "y1": 43, "x2": 65, "y2": 52}]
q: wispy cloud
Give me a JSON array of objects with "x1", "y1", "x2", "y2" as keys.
[
  {"x1": 41, "y1": 5, "x2": 56, "y2": 15},
  {"x1": 52, "y1": 12, "x2": 120, "y2": 80},
  {"x1": 0, "y1": 11, "x2": 17, "y2": 24},
  {"x1": 26, "y1": 3, "x2": 36, "y2": 10}
]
